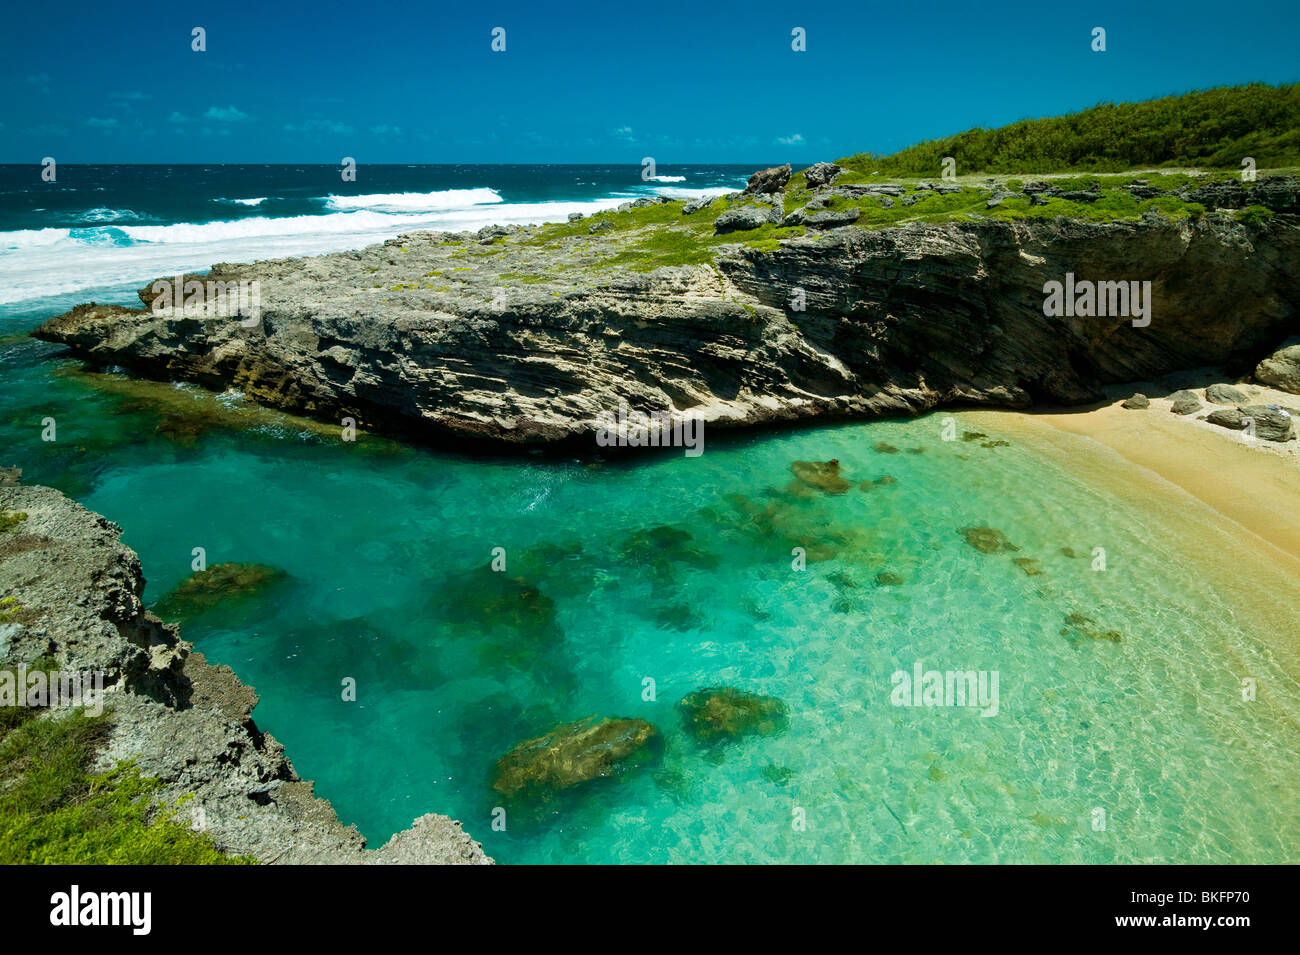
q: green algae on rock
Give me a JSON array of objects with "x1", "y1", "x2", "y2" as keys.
[
  {"x1": 0, "y1": 512, "x2": 28, "y2": 534},
  {"x1": 491, "y1": 716, "x2": 661, "y2": 800},
  {"x1": 959, "y1": 526, "x2": 1020, "y2": 554},
  {"x1": 1013, "y1": 558, "x2": 1044, "y2": 577},
  {"x1": 1061, "y1": 612, "x2": 1124, "y2": 646},
  {"x1": 678, "y1": 687, "x2": 790, "y2": 743},
  {"x1": 152, "y1": 563, "x2": 286, "y2": 619},
  {"x1": 791, "y1": 459, "x2": 851, "y2": 494}
]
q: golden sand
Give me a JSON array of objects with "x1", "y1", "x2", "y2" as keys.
[{"x1": 960, "y1": 392, "x2": 1300, "y2": 674}]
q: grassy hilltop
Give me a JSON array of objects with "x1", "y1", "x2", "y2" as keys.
[{"x1": 839, "y1": 82, "x2": 1300, "y2": 175}]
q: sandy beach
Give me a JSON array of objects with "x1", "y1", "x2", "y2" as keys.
[{"x1": 970, "y1": 380, "x2": 1300, "y2": 674}]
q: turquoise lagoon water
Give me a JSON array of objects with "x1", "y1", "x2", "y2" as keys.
[{"x1": 3, "y1": 298, "x2": 1299, "y2": 865}]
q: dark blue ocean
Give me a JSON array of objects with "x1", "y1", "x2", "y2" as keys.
[{"x1": 0, "y1": 163, "x2": 754, "y2": 308}]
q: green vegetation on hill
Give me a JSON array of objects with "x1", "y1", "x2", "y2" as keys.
[
  {"x1": 840, "y1": 83, "x2": 1300, "y2": 175},
  {"x1": 0, "y1": 659, "x2": 251, "y2": 864}
]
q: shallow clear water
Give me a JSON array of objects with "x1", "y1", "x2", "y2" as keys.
[{"x1": 3, "y1": 296, "x2": 1299, "y2": 865}]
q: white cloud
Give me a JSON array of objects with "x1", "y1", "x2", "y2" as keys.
[
  {"x1": 777, "y1": 133, "x2": 805, "y2": 146},
  {"x1": 205, "y1": 105, "x2": 249, "y2": 123},
  {"x1": 285, "y1": 119, "x2": 354, "y2": 136},
  {"x1": 370, "y1": 124, "x2": 401, "y2": 136},
  {"x1": 168, "y1": 111, "x2": 190, "y2": 124}
]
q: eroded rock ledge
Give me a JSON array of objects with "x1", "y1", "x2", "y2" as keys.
[
  {"x1": 0, "y1": 473, "x2": 491, "y2": 864},
  {"x1": 34, "y1": 200, "x2": 1300, "y2": 452}
]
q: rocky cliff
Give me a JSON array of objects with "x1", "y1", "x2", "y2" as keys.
[
  {"x1": 0, "y1": 471, "x2": 491, "y2": 864},
  {"x1": 33, "y1": 183, "x2": 1300, "y2": 451}
]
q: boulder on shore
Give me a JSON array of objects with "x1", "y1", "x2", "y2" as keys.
[
  {"x1": 743, "y1": 164, "x2": 792, "y2": 195},
  {"x1": 1205, "y1": 408, "x2": 1247, "y2": 431},
  {"x1": 1121, "y1": 393, "x2": 1149, "y2": 409},
  {"x1": 803, "y1": 162, "x2": 843, "y2": 188},
  {"x1": 714, "y1": 206, "x2": 770, "y2": 233},
  {"x1": 1167, "y1": 390, "x2": 1201, "y2": 415},
  {"x1": 1255, "y1": 343, "x2": 1300, "y2": 394},
  {"x1": 1240, "y1": 405, "x2": 1296, "y2": 442},
  {"x1": 1206, "y1": 383, "x2": 1248, "y2": 405}
]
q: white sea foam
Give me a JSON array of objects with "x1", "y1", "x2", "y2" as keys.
[
  {"x1": 77, "y1": 207, "x2": 145, "y2": 223},
  {"x1": 651, "y1": 185, "x2": 735, "y2": 200},
  {"x1": 0, "y1": 194, "x2": 629, "y2": 305},
  {"x1": 650, "y1": 175, "x2": 687, "y2": 182},
  {"x1": 322, "y1": 188, "x2": 503, "y2": 212},
  {"x1": 216, "y1": 197, "x2": 268, "y2": 206}
]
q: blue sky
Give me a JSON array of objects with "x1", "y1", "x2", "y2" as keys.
[{"x1": 3, "y1": 0, "x2": 1297, "y2": 163}]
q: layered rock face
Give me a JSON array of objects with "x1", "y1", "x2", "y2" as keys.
[
  {"x1": 33, "y1": 210, "x2": 1300, "y2": 452},
  {"x1": 0, "y1": 479, "x2": 491, "y2": 864}
]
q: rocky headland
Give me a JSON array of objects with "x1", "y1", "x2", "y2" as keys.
[
  {"x1": 0, "y1": 469, "x2": 491, "y2": 864},
  {"x1": 32, "y1": 170, "x2": 1300, "y2": 453}
]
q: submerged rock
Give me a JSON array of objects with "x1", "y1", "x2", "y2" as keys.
[
  {"x1": 873, "y1": 442, "x2": 900, "y2": 454},
  {"x1": 491, "y1": 716, "x2": 660, "y2": 799},
  {"x1": 875, "y1": 571, "x2": 905, "y2": 586},
  {"x1": 959, "y1": 526, "x2": 1019, "y2": 554},
  {"x1": 791, "y1": 458, "x2": 850, "y2": 493},
  {"x1": 153, "y1": 562, "x2": 285, "y2": 617},
  {"x1": 1013, "y1": 557, "x2": 1043, "y2": 577},
  {"x1": 446, "y1": 573, "x2": 561, "y2": 636},
  {"x1": 1061, "y1": 612, "x2": 1123, "y2": 646},
  {"x1": 155, "y1": 413, "x2": 211, "y2": 446},
  {"x1": 679, "y1": 687, "x2": 789, "y2": 743}
]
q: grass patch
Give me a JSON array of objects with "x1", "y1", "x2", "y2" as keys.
[
  {"x1": 0, "y1": 659, "x2": 253, "y2": 864},
  {"x1": 838, "y1": 83, "x2": 1300, "y2": 174},
  {"x1": 0, "y1": 511, "x2": 28, "y2": 534}
]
